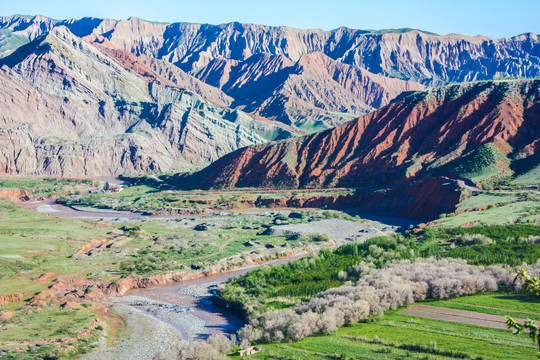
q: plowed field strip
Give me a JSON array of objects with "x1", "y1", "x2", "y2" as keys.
[{"x1": 400, "y1": 304, "x2": 528, "y2": 330}]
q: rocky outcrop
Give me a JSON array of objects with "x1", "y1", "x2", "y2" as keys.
[
  {"x1": 0, "y1": 293, "x2": 23, "y2": 303},
  {"x1": 0, "y1": 189, "x2": 28, "y2": 201},
  {"x1": 174, "y1": 177, "x2": 463, "y2": 219},
  {"x1": 0, "y1": 26, "x2": 294, "y2": 176}
]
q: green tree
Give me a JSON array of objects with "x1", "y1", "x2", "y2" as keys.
[
  {"x1": 506, "y1": 269, "x2": 540, "y2": 355},
  {"x1": 104, "y1": 182, "x2": 110, "y2": 191}
]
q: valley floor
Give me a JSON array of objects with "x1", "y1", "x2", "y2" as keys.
[{"x1": 0, "y1": 176, "x2": 539, "y2": 359}]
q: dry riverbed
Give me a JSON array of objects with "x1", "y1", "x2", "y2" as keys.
[{"x1": 82, "y1": 254, "x2": 309, "y2": 359}]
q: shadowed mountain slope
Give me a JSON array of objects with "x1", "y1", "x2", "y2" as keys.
[{"x1": 194, "y1": 52, "x2": 424, "y2": 131}]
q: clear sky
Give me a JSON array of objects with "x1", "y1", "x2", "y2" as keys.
[{"x1": 2, "y1": 0, "x2": 539, "y2": 38}]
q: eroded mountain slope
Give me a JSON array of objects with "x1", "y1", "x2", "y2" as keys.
[
  {"x1": 178, "y1": 80, "x2": 539, "y2": 190},
  {"x1": 0, "y1": 26, "x2": 293, "y2": 176}
]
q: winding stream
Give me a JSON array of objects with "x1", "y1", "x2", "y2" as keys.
[{"x1": 20, "y1": 197, "x2": 144, "y2": 219}]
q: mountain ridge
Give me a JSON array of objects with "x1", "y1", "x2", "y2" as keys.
[
  {"x1": 0, "y1": 15, "x2": 539, "y2": 178},
  {"x1": 1, "y1": 15, "x2": 539, "y2": 86},
  {"x1": 176, "y1": 79, "x2": 540, "y2": 190}
]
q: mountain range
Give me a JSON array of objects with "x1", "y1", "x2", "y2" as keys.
[
  {"x1": 0, "y1": 15, "x2": 539, "y2": 176},
  {"x1": 176, "y1": 79, "x2": 539, "y2": 218}
]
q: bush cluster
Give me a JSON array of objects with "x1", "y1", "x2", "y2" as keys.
[{"x1": 237, "y1": 258, "x2": 537, "y2": 343}]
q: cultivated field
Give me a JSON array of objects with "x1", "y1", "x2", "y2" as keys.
[{"x1": 236, "y1": 293, "x2": 539, "y2": 359}]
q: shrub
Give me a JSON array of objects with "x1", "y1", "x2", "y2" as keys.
[{"x1": 239, "y1": 258, "x2": 524, "y2": 343}]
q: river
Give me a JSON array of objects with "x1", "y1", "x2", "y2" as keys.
[{"x1": 19, "y1": 194, "x2": 415, "y2": 359}]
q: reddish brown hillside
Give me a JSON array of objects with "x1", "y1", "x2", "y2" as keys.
[{"x1": 178, "y1": 80, "x2": 540, "y2": 190}]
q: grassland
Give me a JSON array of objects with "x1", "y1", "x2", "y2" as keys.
[
  {"x1": 0, "y1": 199, "x2": 115, "y2": 295},
  {"x1": 232, "y1": 293, "x2": 538, "y2": 359},
  {"x1": 0, "y1": 301, "x2": 100, "y2": 359},
  {"x1": 57, "y1": 178, "x2": 355, "y2": 214},
  {"x1": 0, "y1": 177, "x2": 90, "y2": 198},
  {"x1": 426, "y1": 292, "x2": 540, "y2": 320},
  {"x1": 434, "y1": 188, "x2": 539, "y2": 228}
]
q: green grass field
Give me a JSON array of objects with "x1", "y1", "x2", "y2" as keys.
[
  {"x1": 234, "y1": 293, "x2": 538, "y2": 359},
  {"x1": 0, "y1": 199, "x2": 115, "y2": 295}
]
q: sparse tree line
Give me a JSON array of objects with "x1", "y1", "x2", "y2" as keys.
[
  {"x1": 217, "y1": 226, "x2": 540, "y2": 318},
  {"x1": 154, "y1": 334, "x2": 237, "y2": 360}
]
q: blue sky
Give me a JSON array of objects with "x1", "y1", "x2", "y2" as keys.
[{"x1": 2, "y1": 0, "x2": 539, "y2": 38}]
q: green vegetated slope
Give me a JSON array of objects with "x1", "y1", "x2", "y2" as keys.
[
  {"x1": 511, "y1": 164, "x2": 540, "y2": 186},
  {"x1": 0, "y1": 177, "x2": 90, "y2": 197},
  {"x1": 442, "y1": 143, "x2": 512, "y2": 184},
  {"x1": 0, "y1": 302, "x2": 100, "y2": 360},
  {"x1": 433, "y1": 163, "x2": 539, "y2": 227}
]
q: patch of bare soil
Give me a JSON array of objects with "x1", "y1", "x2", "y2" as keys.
[{"x1": 400, "y1": 304, "x2": 527, "y2": 330}]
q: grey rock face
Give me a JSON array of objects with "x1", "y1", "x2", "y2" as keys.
[{"x1": 0, "y1": 26, "x2": 294, "y2": 176}]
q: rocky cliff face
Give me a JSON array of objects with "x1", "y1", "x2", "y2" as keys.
[
  {"x1": 0, "y1": 15, "x2": 538, "y2": 177},
  {"x1": 70, "y1": 18, "x2": 539, "y2": 85},
  {"x1": 194, "y1": 52, "x2": 424, "y2": 130},
  {"x1": 2, "y1": 16, "x2": 538, "y2": 96},
  {"x1": 178, "y1": 80, "x2": 540, "y2": 190},
  {"x1": 0, "y1": 26, "x2": 294, "y2": 176}
]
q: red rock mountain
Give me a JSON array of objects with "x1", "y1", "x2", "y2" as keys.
[{"x1": 178, "y1": 80, "x2": 540, "y2": 190}]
